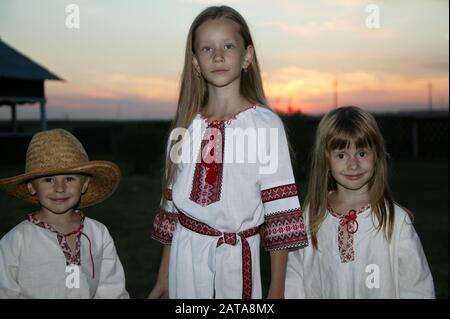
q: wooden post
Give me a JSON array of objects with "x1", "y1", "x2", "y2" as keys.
[
  {"x1": 40, "y1": 100, "x2": 48, "y2": 131},
  {"x1": 11, "y1": 103, "x2": 17, "y2": 132},
  {"x1": 411, "y1": 118, "x2": 419, "y2": 159},
  {"x1": 428, "y1": 82, "x2": 433, "y2": 112}
]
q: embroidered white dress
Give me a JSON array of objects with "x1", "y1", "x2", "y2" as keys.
[
  {"x1": 285, "y1": 204, "x2": 435, "y2": 299},
  {"x1": 0, "y1": 213, "x2": 129, "y2": 299},
  {"x1": 152, "y1": 105, "x2": 308, "y2": 299}
]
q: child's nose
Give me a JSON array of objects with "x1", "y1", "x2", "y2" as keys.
[
  {"x1": 213, "y1": 49, "x2": 225, "y2": 62},
  {"x1": 348, "y1": 157, "x2": 359, "y2": 170},
  {"x1": 54, "y1": 180, "x2": 66, "y2": 192}
]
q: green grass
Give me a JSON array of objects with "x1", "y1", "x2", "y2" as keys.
[{"x1": 0, "y1": 159, "x2": 448, "y2": 298}]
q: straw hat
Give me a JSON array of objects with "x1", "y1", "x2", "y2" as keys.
[{"x1": 0, "y1": 129, "x2": 121, "y2": 208}]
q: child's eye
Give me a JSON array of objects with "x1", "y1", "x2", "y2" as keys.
[
  {"x1": 43, "y1": 177, "x2": 54, "y2": 183},
  {"x1": 66, "y1": 176, "x2": 75, "y2": 182},
  {"x1": 337, "y1": 153, "x2": 345, "y2": 159},
  {"x1": 224, "y1": 43, "x2": 234, "y2": 50},
  {"x1": 201, "y1": 46, "x2": 213, "y2": 53},
  {"x1": 358, "y1": 150, "x2": 370, "y2": 158}
]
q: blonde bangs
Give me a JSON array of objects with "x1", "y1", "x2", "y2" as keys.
[{"x1": 326, "y1": 114, "x2": 375, "y2": 152}]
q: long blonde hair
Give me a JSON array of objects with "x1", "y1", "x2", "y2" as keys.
[
  {"x1": 306, "y1": 106, "x2": 404, "y2": 249},
  {"x1": 161, "y1": 6, "x2": 268, "y2": 202}
]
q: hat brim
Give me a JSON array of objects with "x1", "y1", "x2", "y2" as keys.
[{"x1": 0, "y1": 161, "x2": 121, "y2": 208}]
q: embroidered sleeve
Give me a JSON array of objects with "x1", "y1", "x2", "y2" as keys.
[
  {"x1": 151, "y1": 188, "x2": 179, "y2": 245},
  {"x1": 259, "y1": 114, "x2": 308, "y2": 251}
]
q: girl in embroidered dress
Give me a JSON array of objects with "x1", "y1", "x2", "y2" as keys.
[
  {"x1": 148, "y1": 6, "x2": 308, "y2": 299},
  {"x1": 0, "y1": 129, "x2": 129, "y2": 298},
  {"x1": 285, "y1": 106, "x2": 435, "y2": 298}
]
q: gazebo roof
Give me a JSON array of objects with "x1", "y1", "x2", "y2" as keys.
[
  {"x1": 0, "y1": 38, "x2": 63, "y2": 133},
  {"x1": 0, "y1": 38, "x2": 62, "y2": 81}
]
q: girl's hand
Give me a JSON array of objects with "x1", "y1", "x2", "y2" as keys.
[
  {"x1": 266, "y1": 285, "x2": 285, "y2": 299},
  {"x1": 148, "y1": 281, "x2": 169, "y2": 299},
  {"x1": 148, "y1": 244, "x2": 171, "y2": 299},
  {"x1": 267, "y1": 249, "x2": 288, "y2": 299}
]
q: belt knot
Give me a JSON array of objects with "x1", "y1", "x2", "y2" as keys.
[{"x1": 217, "y1": 232, "x2": 237, "y2": 246}]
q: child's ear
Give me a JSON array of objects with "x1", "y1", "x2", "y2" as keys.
[
  {"x1": 26, "y1": 182, "x2": 37, "y2": 196},
  {"x1": 192, "y1": 55, "x2": 201, "y2": 76},
  {"x1": 243, "y1": 44, "x2": 254, "y2": 69},
  {"x1": 81, "y1": 177, "x2": 90, "y2": 194}
]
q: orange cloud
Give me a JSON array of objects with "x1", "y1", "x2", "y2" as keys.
[
  {"x1": 45, "y1": 68, "x2": 448, "y2": 117},
  {"x1": 47, "y1": 73, "x2": 179, "y2": 102},
  {"x1": 263, "y1": 67, "x2": 449, "y2": 114}
]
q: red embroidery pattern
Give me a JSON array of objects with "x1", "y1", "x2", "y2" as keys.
[
  {"x1": 27, "y1": 211, "x2": 84, "y2": 266},
  {"x1": 178, "y1": 213, "x2": 259, "y2": 299},
  {"x1": 151, "y1": 208, "x2": 179, "y2": 245},
  {"x1": 264, "y1": 209, "x2": 308, "y2": 251},
  {"x1": 198, "y1": 105, "x2": 256, "y2": 126},
  {"x1": 261, "y1": 183, "x2": 298, "y2": 203},
  {"x1": 337, "y1": 218, "x2": 355, "y2": 263},
  {"x1": 190, "y1": 123, "x2": 225, "y2": 206},
  {"x1": 328, "y1": 204, "x2": 371, "y2": 263}
]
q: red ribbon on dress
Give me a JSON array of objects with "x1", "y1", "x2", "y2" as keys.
[
  {"x1": 328, "y1": 205, "x2": 368, "y2": 263},
  {"x1": 343, "y1": 209, "x2": 359, "y2": 234},
  {"x1": 204, "y1": 123, "x2": 221, "y2": 185},
  {"x1": 204, "y1": 150, "x2": 218, "y2": 185},
  {"x1": 178, "y1": 213, "x2": 259, "y2": 299}
]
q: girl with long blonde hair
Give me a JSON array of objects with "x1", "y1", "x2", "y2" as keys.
[
  {"x1": 285, "y1": 106, "x2": 435, "y2": 298},
  {"x1": 148, "y1": 6, "x2": 308, "y2": 299}
]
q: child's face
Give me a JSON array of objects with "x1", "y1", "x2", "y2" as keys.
[
  {"x1": 27, "y1": 174, "x2": 90, "y2": 215},
  {"x1": 192, "y1": 18, "x2": 253, "y2": 89},
  {"x1": 328, "y1": 144, "x2": 375, "y2": 193}
]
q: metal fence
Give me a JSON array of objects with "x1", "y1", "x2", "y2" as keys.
[
  {"x1": 284, "y1": 111, "x2": 449, "y2": 162},
  {"x1": 0, "y1": 111, "x2": 448, "y2": 166}
]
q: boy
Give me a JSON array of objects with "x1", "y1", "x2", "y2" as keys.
[{"x1": 0, "y1": 129, "x2": 129, "y2": 298}]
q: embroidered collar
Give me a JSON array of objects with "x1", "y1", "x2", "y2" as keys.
[
  {"x1": 27, "y1": 210, "x2": 86, "y2": 234},
  {"x1": 327, "y1": 204, "x2": 371, "y2": 263},
  {"x1": 327, "y1": 204, "x2": 371, "y2": 218},
  {"x1": 198, "y1": 105, "x2": 257, "y2": 126},
  {"x1": 26, "y1": 211, "x2": 95, "y2": 277}
]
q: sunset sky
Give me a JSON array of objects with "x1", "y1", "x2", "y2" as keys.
[{"x1": 0, "y1": 0, "x2": 448, "y2": 120}]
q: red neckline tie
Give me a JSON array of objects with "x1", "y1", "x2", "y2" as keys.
[{"x1": 343, "y1": 209, "x2": 359, "y2": 234}]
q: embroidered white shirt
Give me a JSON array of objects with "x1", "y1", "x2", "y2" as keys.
[
  {"x1": 152, "y1": 105, "x2": 308, "y2": 299},
  {"x1": 285, "y1": 204, "x2": 435, "y2": 299},
  {"x1": 0, "y1": 216, "x2": 129, "y2": 299}
]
